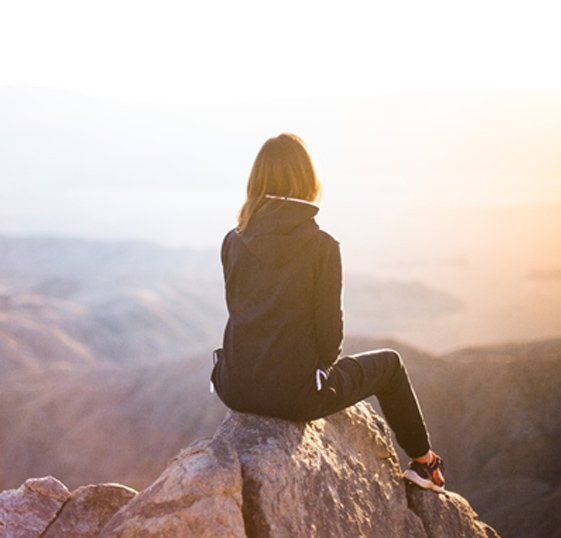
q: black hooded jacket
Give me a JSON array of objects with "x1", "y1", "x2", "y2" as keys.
[{"x1": 212, "y1": 195, "x2": 344, "y2": 417}]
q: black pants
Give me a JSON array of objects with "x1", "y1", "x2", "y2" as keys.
[{"x1": 289, "y1": 348, "x2": 432, "y2": 459}]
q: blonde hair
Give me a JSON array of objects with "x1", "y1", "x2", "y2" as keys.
[{"x1": 236, "y1": 133, "x2": 322, "y2": 234}]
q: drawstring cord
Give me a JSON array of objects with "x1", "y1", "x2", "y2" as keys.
[
  {"x1": 210, "y1": 348, "x2": 219, "y2": 394},
  {"x1": 316, "y1": 368, "x2": 328, "y2": 391}
]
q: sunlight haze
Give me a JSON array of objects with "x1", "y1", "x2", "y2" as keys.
[{"x1": 2, "y1": 1, "x2": 561, "y2": 103}]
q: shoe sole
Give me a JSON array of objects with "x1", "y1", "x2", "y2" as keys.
[{"x1": 403, "y1": 469, "x2": 445, "y2": 493}]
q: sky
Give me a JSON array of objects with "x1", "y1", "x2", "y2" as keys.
[
  {"x1": 0, "y1": 0, "x2": 560, "y2": 254},
  {"x1": 1, "y1": 1, "x2": 561, "y2": 104}
]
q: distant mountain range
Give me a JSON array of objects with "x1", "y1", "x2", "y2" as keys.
[{"x1": 0, "y1": 234, "x2": 464, "y2": 376}]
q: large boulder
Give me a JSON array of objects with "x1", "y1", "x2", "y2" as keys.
[
  {"x1": 99, "y1": 437, "x2": 246, "y2": 537},
  {"x1": 100, "y1": 402, "x2": 500, "y2": 537}
]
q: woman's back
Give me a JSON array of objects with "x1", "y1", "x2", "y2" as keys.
[
  {"x1": 214, "y1": 195, "x2": 343, "y2": 417},
  {"x1": 211, "y1": 132, "x2": 445, "y2": 492}
]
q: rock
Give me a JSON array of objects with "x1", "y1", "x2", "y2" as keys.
[
  {"x1": 407, "y1": 486, "x2": 501, "y2": 538},
  {"x1": 1, "y1": 403, "x2": 501, "y2": 537},
  {"x1": 0, "y1": 476, "x2": 69, "y2": 537},
  {"x1": 43, "y1": 483, "x2": 137, "y2": 537},
  {"x1": 99, "y1": 438, "x2": 246, "y2": 537},
  {"x1": 100, "y1": 401, "x2": 500, "y2": 537},
  {"x1": 217, "y1": 402, "x2": 425, "y2": 538},
  {"x1": 0, "y1": 479, "x2": 135, "y2": 538}
]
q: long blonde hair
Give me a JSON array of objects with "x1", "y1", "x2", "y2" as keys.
[{"x1": 236, "y1": 133, "x2": 322, "y2": 234}]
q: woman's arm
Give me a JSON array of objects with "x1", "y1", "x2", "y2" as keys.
[
  {"x1": 220, "y1": 228, "x2": 235, "y2": 282},
  {"x1": 313, "y1": 237, "x2": 344, "y2": 369}
]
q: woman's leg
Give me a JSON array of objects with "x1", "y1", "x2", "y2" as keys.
[
  {"x1": 297, "y1": 348, "x2": 432, "y2": 459},
  {"x1": 368, "y1": 349, "x2": 432, "y2": 458}
]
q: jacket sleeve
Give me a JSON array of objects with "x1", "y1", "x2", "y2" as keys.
[{"x1": 313, "y1": 237, "x2": 344, "y2": 369}]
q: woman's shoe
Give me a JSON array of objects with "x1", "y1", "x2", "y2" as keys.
[{"x1": 403, "y1": 453, "x2": 445, "y2": 492}]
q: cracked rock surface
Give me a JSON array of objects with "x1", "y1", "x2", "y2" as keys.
[
  {"x1": 0, "y1": 478, "x2": 135, "y2": 538},
  {"x1": 99, "y1": 402, "x2": 500, "y2": 537}
]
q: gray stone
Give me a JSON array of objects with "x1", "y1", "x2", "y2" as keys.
[
  {"x1": 43, "y1": 483, "x2": 137, "y2": 537},
  {"x1": 407, "y1": 485, "x2": 501, "y2": 538},
  {"x1": 99, "y1": 437, "x2": 246, "y2": 537},
  {"x1": 0, "y1": 476, "x2": 69, "y2": 537}
]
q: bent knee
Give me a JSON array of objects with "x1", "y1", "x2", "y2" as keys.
[{"x1": 382, "y1": 348, "x2": 404, "y2": 371}]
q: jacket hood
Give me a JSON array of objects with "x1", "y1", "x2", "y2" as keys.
[{"x1": 239, "y1": 196, "x2": 320, "y2": 267}]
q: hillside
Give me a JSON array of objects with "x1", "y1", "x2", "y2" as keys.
[
  {"x1": 0, "y1": 355, "x2": 223, "y2": 491},
  {"x1": 0, "y1": 234, "x2": 464, "y2": 372}
]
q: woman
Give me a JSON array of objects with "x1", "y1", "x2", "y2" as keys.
[{"x1": 211, "y1": 133, "x2": 445, "y2": 492}]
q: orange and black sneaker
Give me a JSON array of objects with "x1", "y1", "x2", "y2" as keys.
[{"x1": 403, "y1": 453, "x2": 445, "y2": 492}]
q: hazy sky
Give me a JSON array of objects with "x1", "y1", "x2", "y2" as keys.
[
  {"x1": 1, "y1": 1, "x2": 561, "y2": 104},
  {"x1": 1, "y1": 1, "x2": 560, "y2": 258}
]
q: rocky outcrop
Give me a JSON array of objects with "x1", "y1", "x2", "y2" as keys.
[
  {"x1": 0, "y1": 478, "x2": 135, "y2": 538},
  {"x1": 1, "y1": 402, "x2": 500, "y2": 537},
  {"x1": 99, "y1": 402, "x2": 499, "y2": 537}
]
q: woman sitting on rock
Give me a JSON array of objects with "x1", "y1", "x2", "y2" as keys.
[{"x1": 211, "y1": 133, "x2": 445, "y2": 492}]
